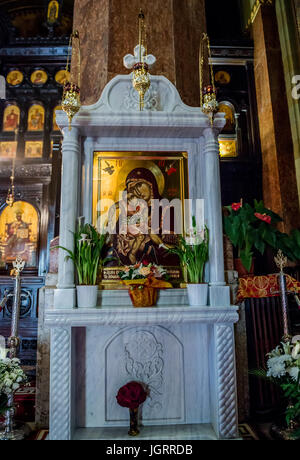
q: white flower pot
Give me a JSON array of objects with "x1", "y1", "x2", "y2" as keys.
[
  {"x1": 187, "y1": 283, "x2": 208, "y2": 306},
  {"x1": 76, "y1": 285, "x2": 98, "y2": 308}
]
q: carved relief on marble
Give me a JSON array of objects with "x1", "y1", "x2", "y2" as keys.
[
  {"x1": 124, "y1": 330, "x2": 164, "y2": 410},
  {"x1": 122, "y1": 84, "x2": 160, "y2": 111},
  {"x1": 105, "y1": 326, "x2": 185, "y2": 423}
]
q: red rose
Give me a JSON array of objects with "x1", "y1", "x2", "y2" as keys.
[
  {"x1": 142, "y1": 260, "x2": 149, "y2": 266},
  {"x1": 231, "y1": 203, "x2": 242, "y2": 212},
  {"x1": 255, "y1": 213, "x2": 271, "y2": 224},
  {"x1": 116, "y1": 381, "x2": 147, "y2": 410}
]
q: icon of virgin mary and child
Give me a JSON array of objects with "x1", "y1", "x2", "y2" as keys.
[{"x1": 105, "y1": 167, "x2": 178, "y2": 266}]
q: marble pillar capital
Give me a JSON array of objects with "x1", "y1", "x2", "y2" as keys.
[
  {"x1": 62, "y1": 126, "x2": 80, "y2": 143},
  {"x1": 203, "y1": 127, "x2": 219, "y2": 144}
]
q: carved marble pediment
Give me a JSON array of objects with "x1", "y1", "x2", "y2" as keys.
[
  {"x1": 55, "y1": 74, "x2": 225, "y2": 135},
  {"x1": 83, "y1": 74, "x2": 202, "y2": 114}
]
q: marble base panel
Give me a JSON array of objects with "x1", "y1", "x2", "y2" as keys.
[
  {"x1": 75, "y1": 323, "x2": 210, "y2": 428},
  {"x1": 46, "y1": 306, "x2": 239, "y2": 440}
]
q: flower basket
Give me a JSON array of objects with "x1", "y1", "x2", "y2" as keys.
[
  {"x1": 123, "y1": 279, "x2": 160, "y2": 308},
  {"x1": 128, "y1": 285, "x2": 158, "y2": 308},
  {"x1": 119, "y1": 264, "x2": 172, "y2": 308}
]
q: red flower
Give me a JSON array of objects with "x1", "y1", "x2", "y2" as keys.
[
  {"x1": 142, "y1": 259, "x2": 149, "y2": 266},
  {"x1": 231, "y1": 203, "x2": 242, "y2": 212},
  {"x1": 255, "y1": 213, "x2": 271, "y2": 224},
  {"x1": 116, "y1": 381, "x2": 148, "y2": 410},
  {"x1": 167, "y1": 167, "x2": 177, "y2": 176}
]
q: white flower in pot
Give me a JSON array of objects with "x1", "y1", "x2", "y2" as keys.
[
  {"x1": 54, "y1": 223, "x2": 111, "y2": 308},
  {"x1": 164, "y1": 217, "x2": 209, "y2": 306}
]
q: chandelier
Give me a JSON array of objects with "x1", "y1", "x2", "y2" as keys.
[
  {"x1": 132, "y1": 10, "x2": 151, "y2": 111},
  {"x1": 62, "y1": 30, "x2": 81, "y2": 130},
  {"x1": 199, "y1": 33, "x2": 218, "y2": 126}
]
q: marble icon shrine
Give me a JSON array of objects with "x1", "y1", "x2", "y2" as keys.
[{"x1": 44, "y1": 44, "x2": 239, "y2": 440}]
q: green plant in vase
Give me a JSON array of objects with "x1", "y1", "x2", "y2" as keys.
[
  {"x1": 224, "y1": 199, "x2": 300, "y2": 275},
  {"x1": 54, "y1": 223, "x2": 111, "y2": 308},
  {"x1": 163, "y1": 216, "x2": 209, "y2": 306}
]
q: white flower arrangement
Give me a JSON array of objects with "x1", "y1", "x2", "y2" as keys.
[
  {"x1": 119, "y1": 262, "x2": 167, "y2": 281},
  {"x1": 251, "y1": 339, "x2": 300, "y2": 435},
  {"x1": 0, "y1": 351, "x2": 27, "y2": 414},
  {"x1": 266, "y1": 341, "x2": 300, "y2": 382}
]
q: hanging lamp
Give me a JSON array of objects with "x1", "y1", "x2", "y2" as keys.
[
  {"x1": 132, "y1": 10, "x2": 151, "y2": 111},
  {"x1": 199, "y1": 33, "x2": 218, "y2": 126},
  {"x1": 62, "y1": 30, "x2": 81, "y2": 130}
]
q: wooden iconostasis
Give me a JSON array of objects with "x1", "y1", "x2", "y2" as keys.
[{"x1": 0, "y1": 1, "x2": 70, "y2": 371}]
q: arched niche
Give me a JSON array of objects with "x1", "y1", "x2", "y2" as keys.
[
  {"x1": 218, "y1": 101, "x2": 236, "y2": 134},
  {"x1": 0, "y1": 201, "x2": 39, "y2": 270}
]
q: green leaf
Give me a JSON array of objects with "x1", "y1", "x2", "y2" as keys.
[{"x1": 240, "y1": 249, "x2": 253, "y2": 272}]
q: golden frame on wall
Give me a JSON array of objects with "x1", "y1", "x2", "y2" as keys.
[
  {"x1": 0, "y1": 141, "x2": 17, "y2": 158},
  {"x1": 6, "y1": 70, "x2": 23, "y2": 87},
  {"x1": 28, "y1": 105, "x2": 45, "y2": 131},
  {"x1": 0, "y1": 201, "x2": 39, "y2": 269},
  {"x1": 55, "y1": 70, "x2": 70, "y2": 86},
  {"x1": 215, "y1": 70, "x2": 231, "y2": 86},
  {"x1": 47, "y1": 0, "x2": 60, "y2": 24},
  {"x1": 25, "y1": 141, "x2": 43, "y2": 158},
  {"x1": 30, "y1": 70, "x2": 48, "y2": 86},
  {"x1": 218, "y1": 101, "x2": 236, "y2": 134},
  {"x1": 3, "y1": 105, "x2": 20, "y2": 132},
  {"x1": 53, "y1": 105, "x2": 62, "y2": 130},
  {"x1": 93, "y1": 151, "x2": 189, "y2": 288}
]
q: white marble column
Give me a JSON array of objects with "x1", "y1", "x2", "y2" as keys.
[
  {"x1": 209, "y1": 324, "x2": 238, "y2": 439},
  {"x1": 49, "y1": 328, "x2": 73, "y2": 440},
  {"x1": 54, "y1": 127, "x2": 80, "y2": 308},
  {"x1": 203, "y1": 127, "x2": 230, "y2": 306}
]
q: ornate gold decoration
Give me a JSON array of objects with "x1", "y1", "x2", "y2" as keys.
[
  {"x1": 274, "y1": 249, "x2": 288, "y2": 273},
  {"x1": 12, "y1": 255, "x2": 26, "y2": 276},
  {"x1": 6, "y1": 128, "x2": 17, "y2": 207},
  {"x1": 132, "y1": 10, "x2": 150, "y2": 111},
  {"x1": 62, "y1": 30, "x2": 81, "y2": 130},
  {"x1": 199, "y1": 33, "x2": 218, "y2": 126},
  {"x1": 246, "y1": 0, "x2": 274, "y2": 28}
]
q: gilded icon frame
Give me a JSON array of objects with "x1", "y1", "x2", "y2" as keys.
[{"x1": 92, "y1": 151, "x2": 189, "y2": 289}]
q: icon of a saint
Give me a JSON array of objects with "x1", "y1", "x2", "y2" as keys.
[
  {"x1": 4, "y1": 108, "x2": 19, "y2": 131},
  {"x1": 28, "y1": 107, "x2": 44, "y2": 131},
  {"x1": 47, "y1": 0, "x2": 59, "y2": 24},
  {"x1": 4, "y1": 209, "x2": 31, "y2": 262},
  {"x1": 7, "y1": 71, "x2": 23, "y2": 86},
  {"x1": 106, "y1": 167, "x2": 174, "y2": 265}
]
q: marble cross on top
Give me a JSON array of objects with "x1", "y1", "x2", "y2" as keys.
[{"x1": 123, "y1": 45, "x2": 156, "y2": 70}]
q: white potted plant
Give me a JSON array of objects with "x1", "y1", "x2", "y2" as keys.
[
  {"x1": 56, "y1": 223, "x2": 109, "y2": 308},
  {"x1": 165, "y1": 217, "x2": 209, "y2": 306}
]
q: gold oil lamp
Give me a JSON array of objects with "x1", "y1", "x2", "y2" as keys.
[
  {"x1": 62, "y1": 30, "x2": 81, "y2": 130},
  {"x1": 199, "y1": 33, "x2": 218, "y2": 126},
  {"x1": 132, "y1": 10, "x2": 150, "y2": 111},
  {"x1": 6, "y1": 128, "x2": 17, "y2": 207}
]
